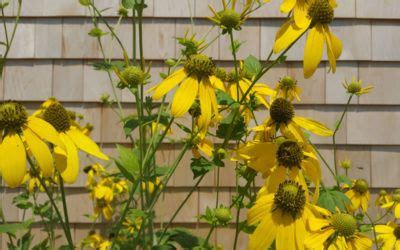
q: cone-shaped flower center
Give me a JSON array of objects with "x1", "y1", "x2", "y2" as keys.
[
  {"x1": 277, "y1": 140, "x2": 303, "y2": 169},
  {"x1": 214, "y1": 67, "x2": 227, "y2": 81},
  {"x1": 274, "y1": 180, "x2": 306, "y2": 218},
  {"x1": 184, "y1": 54, "x2": 215, "y2": 79},
  {"x1": 353, "y1": 179, "x2": 369, "y2": 194},
  {"x1": 121, "y1": 66, "x2": 146, "y2": 87},
  {"x1": 393, "y1": 194, "x2": 400, "y2": 202},
  {"x1": 331, "y1": 213, "x2": 357, "y2": 237},
  {"x1": 308, "y1": 0, "x2": 334, "y2": 24},
  {"x1": 279, "y1": 76, "x2": 297, "y2": 90},
  {"x1": 43, "y1": 103, "x2": 71, "y2": 132},
  {"x1": 219, "y1": 9, "x2": 241, "y2": 30},
  {"x1": 379, "y1": 189, "x2": 387, "y2": 196},
  {"x1": 270, "y1": 98, "x2": 294, "y2": 124},
  {"x1": 394, "y1": 226, "x2": 400, "y2": 239},
  {"x1": 346, "y1": 81, "x2": 362, "y2": 94},
  {"x1": 0, "y1": 101, "x2": 28, "y2": 131}
]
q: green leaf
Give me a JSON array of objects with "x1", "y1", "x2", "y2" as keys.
[
  {"x1": 155, "y1": 166, "x2": 171, "y2": 177},
  {"x1": 123, "y1": 114, "x2": 169, "y2": 136},
  {"x1": 91, "y1": 61, "x2": 125, "y2": 72},
  {"x1": 122, "y1": 0, "x2": 135, "y2": 9},
  {"x1": 216, "y1": 111, "x2": 246, "y2": 141},
  {"x1": 335, "y1": 175, "x2": 352, "y2": 186},
  {"x1": 216, "y1": 89, "x2": 237, "y2": 106},
  {"x1": 190, "y1": 157, "x2": 215, "y2": 179},
  {"x1": 169, "y1": 228, "x2": 205, "y2": 248},
  {"x1": 115, "y1": 145, "x2": 140, "y2": 182},
  {"x1": 244, "y1": 55, "x2": 262, "y2": 77},
  {"x1": 0, "y1": 219, "x2": 34, "y2": 235},
  {"x1": 317, "y1": 188, "x2": 351, "y2": 212}
]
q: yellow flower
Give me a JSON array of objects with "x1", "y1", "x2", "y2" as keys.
[
  {"x1": 273, "y1": 0, "x2": 342, "y2": 78},
  {"x1": 340, "y1": 159, "x2": 352, "y2": 170},
  {"x1": 274, "y1": 75, "x2": 301, "y2": 101},
  {"x1": 93, "y1": 184, "x2": 114, "y2": 203},
  {"x1": 375, "y1": 189, "x2": 391, "y2": 207},
  {"x1": 375, "y1": 222, "x2": 400, "y2": 250},
  {"x1": 36, "y1": 98, "x2": 109, "y2": 184},
  {"x1": 252, "y1": 98, "x2": 333, "y2": 142},
  {"x1": 191, "y1": 133, "x2": 214, "y2": 159},
  {"x1": 381, "y1": 192, "x2": 400, "y2": 219},
  {"x1": 234, "y1": 139, "x2": 321, "y2": 201},
  {"x1": 141, "y1": 177, "x2": 161, "y2": 194},
  {"x1": 0, "y1": 101, "x2": 64, "y2": 188},
  {"x1": 149, "y1": 54, "x2": 222, "y2": 132},
  {"x1": 122, "y1": 216, "x2": 143, "y2": 235},
  {"x1": 278, "y1": 0, "x2": 310, "y2": 28},
  {"x1": 247, "y1": 180, "x2": 324, "y2": 249},
  {"x1": 345, "y1": 179, "x2": 370, "y2": 212},
  {"x1": 208, "y1": 0, "x2": 254, "y2": 33},
  {"x1": 305, "y1": 210, "x2": 372, "y2": 249},
  {"x1": 82, "y1": 232, "x2": 111, "y2": 250},
  {"x1": 84, "y1": 163, "x2": 106, "y2": 187},
  {"x1": 343, "y1": 77, "x2": 374, "y2": 96}
]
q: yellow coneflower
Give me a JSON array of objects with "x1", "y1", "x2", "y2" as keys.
[
  {"x1": 273, "y1": 0, "x2": 342, "y2": 78},
  {"x1": 247, "y1": 180, "x2": 325, "y2": 249},
  {"x1": 381, "y1": 192, "x2": 400, "y2": 219},
  {"x1": 375, "y1": 222, "x2": 400, "y2": 250},
  {"x1": 84, "y1": 163, "x2": 106, "y2": 188},
  {"x1": 252, "y1": 97, "x2": 333, "y2": 142},
  {"x1": 345, "y1": 179, "x2": 370, "y2": 212},
  {"x1": 375, "y1": 189, "x2": 392, "y2": 207},
  {"x1": 277, "y1": 0, "x2": 310, "y2": 28},
  {"x1": 0, "y1": 101, "x2": 64, "y2": 187},
  {"x1": 35, "y1": 98, "x2": 109, "y2": 184},
  {"x1": 274, "y1": 75, "x2": 302, "y2": 101},
  {"x1": 305, "y1": 210, "x2": 372, "y2": 249},
  {"x1": 82, "y1": 231, "x2": 111, "y2": 250},
  {"x1": 149, "y1": 54, "x2": 222, "y2": 132},
  {"x1": 92, "y1": 182, "x2": 114, "y2": 221},
  {"x1": 234, "y1": 138, "x2": 321, "y2": 201},
  {"x1": 343, "y1": 77, "x2": 374, "y2": 96}
]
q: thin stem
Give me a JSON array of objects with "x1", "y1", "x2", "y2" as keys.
[
  {"x1": 228, "y1": 30, "x2": 240, "y2": 102},
  {"x1": 365, "y1": 212, "x2": 379, "y2": 250},
  {"x1": 308, "y1": 140, "x2": 338, "y2": 184},
  {"x1": 58, "y1": 174, "x2": 73, "y2": 249},
  {"x1": 373, "y1": 203, "x2": 395, "y2": 224},
  {"x1": 333, "y1": 95, "x2": 353, "y2": 176},
  {"x1": 110, "y1": 180, "x2": 140, "y2": 249},
  {"x1": 157, "y1": 174, "x2": 205, "y2": 243},
  {"x1": 232, "y1": 202, "x2": 242, "y2": 250}
]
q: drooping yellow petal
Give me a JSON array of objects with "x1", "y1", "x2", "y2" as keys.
[
  {"x1": 293, "y1": 116, "x2": 333, "y2": 137},
  {"x1": 198, "y1": 138, "x2": 214, "y2": 157},
  {"x1": 209, "y1": 75, "x2": 225, "y2": 91},
  {"x1": 266, "y1": 166, "x2": 286, "y2": 193},
  {"x1": 303, "y1": 24, "x2": 325, "y2": 79},
  {"x1": 170, "y1": 76, "x2": 198, "y2": 118},
  {"x1": 59, "y1": 133, "x2": 79, "y2": 184},
  {"x1": 23, "y1": 128, "x2": 54, "y2": 178},
  {"x1": 248, "y1": 206, "x2": 276, "y2": 250},
  {"x1": 247, "y1": 194, "x2": 274, "y2": 225},
  {"x1": 305, "y1": 228, "x2": 335, "y2": 249},
  {"x1": 280, "y1": 0, "x2": 296, "y2": 13},
  {"x1": 0, "y1": 133, "x2": 26, "y2": 188},
  {"x1": 274, "y1": 19, "x2": 306, "y2": 54},
  {"x1": 375, "y1": 225, "x2": 394, "y2": 234},
  {"x1": 275, "y1": 213, "x2": 296, "y2": 250},
  {"x1": 197, "y1": 78, "x2": 213, "y2": 131},
  {"x1": 307, "y1": 217, "x2": 331, "y2": 232},
  {"x1": 281, "y1": 122, "x2": 306, "y2": 142},
  {"x1": 234, "y1": 142, "x2": 278, "y2": 174},
  {"x1": 294, "y1": 0, "x2": 311, "y2": 28},
  {"x1": 54, "y1": 146, "x2": 67, "y2": 173},
  {"x1": 152, "y1": 68, "x2": 187, "y2": 100},
  {"x1": 27, "y1": 117, "x2": 65, "y2": 150},
  {"x1": 325, "y1": 25, "x2": 343, "y2": 74},
  {"x1": 395, "y1": 204, "x2": 400, "y2": 218},
  {"x1": 66, "y1": 127, "x2": 109, "y2": 160}
]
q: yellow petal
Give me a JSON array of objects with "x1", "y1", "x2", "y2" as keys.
[
  {"x1": 152, "y1": 68, "x2": 187, "y2": 100},
  {"x1": 324, "y1": 26, "x2": 343, "y2": 74},
  {"x1": 209, "y1": 75, "x2": 225, "y2": 91},
  {"x1": 305, "y1": 228, "x2": 335, "y2": 249},
  {"x1": 375, "y1": 225, "x2": 393, "y2": 234},
  {"x1": 23, "y1": 128, "x2": 54, "y2": 178},
  {"x1": 248, "y1": 209, "x2": 276, "y2": 250},
  {"x1": 266, "y1": 166, "x2": 286, "y2": 193},
  {"x1": 293, "y1": 0, "x2": 311, "y2": 28},
  {"x1": 60, "y1": 133, "x2": 79, "y2": 184},
  {"x1": 198, "y1": 138, "x2": 214, "y2": 157},
  {"x1": 170, "y1": 76, "x2": 198, "y2": 117},
  {"x1": 274, "y1": 19, "x2": 306, "y2": 53},
  {"x1": 281, "y1": 122, "x2": 306, "y2": 141},
  {"x1": 293, "y1": 116, "x2": 333, "y2": 137},
  {"x1": 235, "y1": 142, "x2": 278, "y2": 174},
  {"x1": 66, "y1": 127, "x2": 109, "y2": 160},
  {"x1": 27, "y1": 117, "x2": 65, "y2": 150},
  {"x1": 276, "y1": 214, "x2": 296, "y2": 250},
  {"x1": 303, "y1": 24, "x2": 325, "y2": 79},
  {"x1": 280, "y1": 0, "x2": 296, "y2": 13},
  {"x1": 0, "y1": 133, "x2": 26, "y2": 187},
  {"x1": 54, "y1": 146, "x2": 67, "y2": 173},
  {"x1": 247, "y1": 194, "x2": 274, "y2": 225},
  {"x1": 395, "y1": 204, "x2": 400, "y2": 218},
  {"x1": 198, "y1": 79, "x2": 213, "y2": 131}
]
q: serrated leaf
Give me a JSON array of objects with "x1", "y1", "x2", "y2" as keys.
[
  {"x1": 169, "y1": 228, "x2": 205, "y2": 248},
  {"x1": 190, "y1": 157, "x2": 215, "y2": 179},
  {"x1": 115, "y1": 145, "x2": 140, "y2": 182},
  {"x1": 122, "y1": 0, "x2": 135, "y2": 9},
  {"x1": 216, "y1": 89, "x2": 236, "y2": 106},
  {"x1": 335, "y1": 175, "x2": 352, "y2": 186},
  {"x1": 317, "y1": 188, "x2": 351, "y2": 212},
  {"x1": 0, "y1": 219, "x2": 34, "y2": 235},
  {"x1": 244, "y1": 55, "x2": 262, "y2": 77}
]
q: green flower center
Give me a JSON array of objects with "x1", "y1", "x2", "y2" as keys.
[
  {"x1": 276, "y1": 141, "x2": 303, "y2": 169},
  {"x1": 379, "y1": 189, "x2": 387, "y2": 196},
  {"x1": 331, "y1": 213, "x2": 357, "y2": 237},
  {"x1": 394, "y1": 226, "x2": 400, "y2": 239},
  {"x1": 279, "y1": 76, "x2": 297, "y2": 90},
  {"x1": 184, "y1": 54, "x2": 215, "y2": 79},
  {"x1": 121, "y1": 66, "x2": 146, "y2": 87},
  {"x1": 353, "y1": 179, "x2": 369, "y2": 194},
  {"x1": 214, "y1": 67, "x2": 227, "y2": 82},
  {"x1": 270, "y1": 98, "x2": 294, "y2": 124},
  {"x1": 395, "y1": 189, "x2": 400, "y2": 195},
  {"x1": 274, "y1": 180, "x2": 306, "y2": 218},
  {"x1": 308, "y1": 0, "x2": 334, "y2": 24},
  {"x1": 346, "y1": 82, "x2": 362, "y2": 94},
  {"x1": 0, "y1": 101, "x2": 28, "y2": 131},
  {"x1": 393, "y1": 194, "x2": 400, "y2": 202},
  {"x1": 219, "y1": 9, "x2": 241, "y2": 30},
  {"x1": 214, "y1": 207, "x2": 232, "y2": 223},
  {"x1": 43, "y1": 103, "x2": 71, "y2": 132}
]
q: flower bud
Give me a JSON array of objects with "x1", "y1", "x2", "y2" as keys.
[{"x1": 214, "y1": 207, "x2": 232, "y2": 223}]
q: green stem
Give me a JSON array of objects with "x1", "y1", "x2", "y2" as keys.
[
  {"x1": 58, "y1": 174, "x2": 73, "y2": 249},
  {"x1": 157, "y1": 174, "x2": 205, "y2": 243},
  {"x1": 308, "y1": 140, "x2": 338, "y2": 185},
  {"x1": 228, "y1": 30, "x2": 240, "y2": 102},
  {"x1": 333, "y1": 95, "x2": 353, "y2": 176},
  {"x1": 365, "y1": 212, "x2": 379, "y2": 250},
  {"x1": 110, "y1": 180, "x2": 140, "y2": 249}
]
